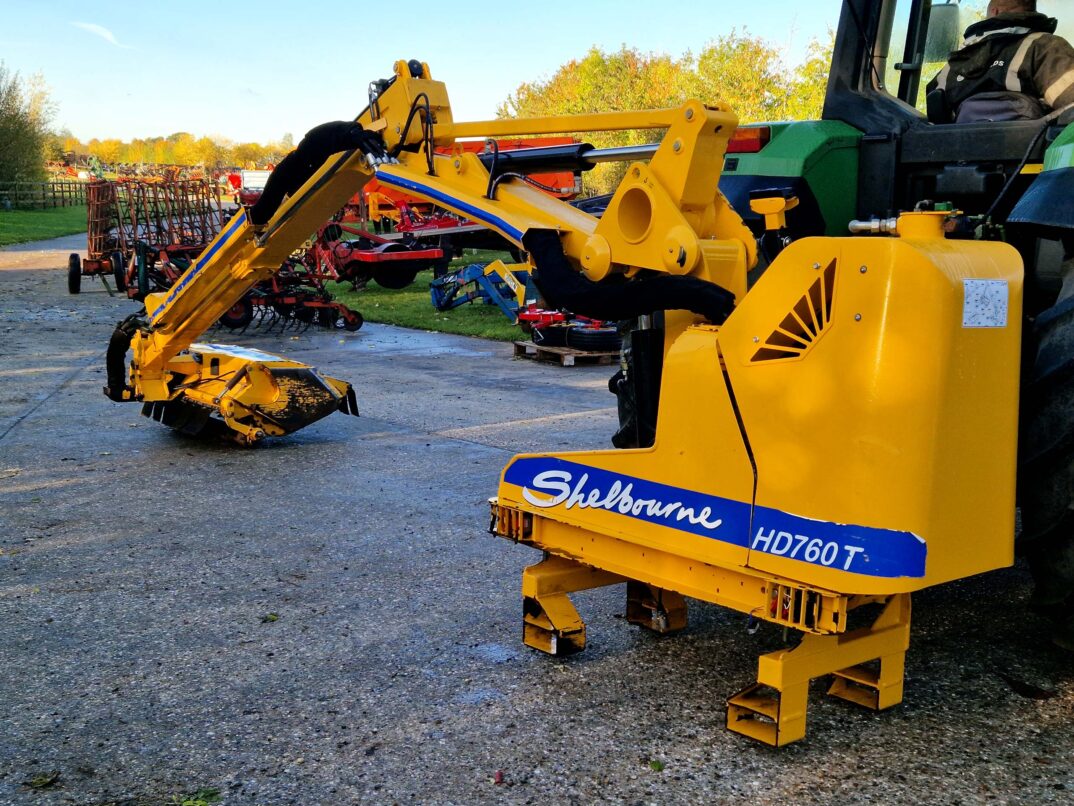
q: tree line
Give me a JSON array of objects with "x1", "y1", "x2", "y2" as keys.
[
  {"x1": 53, "y1": 130, "x2": 295, "y2": 172},
  {"x1": 2, "y1": 31, "x2": 832, "y2": 187},
  {"x1": 499, "y1": 33, "x2": 832, "y2": 194}
]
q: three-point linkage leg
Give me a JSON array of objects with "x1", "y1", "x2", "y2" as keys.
[{"x1": 727, "y1": 593, "x2": 912, "y2": 746}]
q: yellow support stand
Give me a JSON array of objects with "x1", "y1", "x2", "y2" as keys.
[
  {"x1": 625, "y1": 580, "x2": 688, "y2": 635},
  {"x1": 521, "y1": 556, "x2": 623, "y2": 657},
  {"x1": 726, "y1": 594, "x2": 911, "y2": 746}
]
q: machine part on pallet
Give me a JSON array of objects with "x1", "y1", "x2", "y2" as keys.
[{"x1": 564, "y1": 324, "x2": 620, "y2": 352}]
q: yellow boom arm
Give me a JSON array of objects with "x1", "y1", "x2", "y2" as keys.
[{"x1": 105, "y1": 58, "x2": 757, "y2": 444}]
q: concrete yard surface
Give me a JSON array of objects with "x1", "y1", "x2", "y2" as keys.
[{"x1": 1, "y1": 237, "x2": 1072, "y2": 805}]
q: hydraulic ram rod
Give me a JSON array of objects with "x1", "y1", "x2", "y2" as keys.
[{"x1": 474, "y1": 143, "x2": 659, "y2": 175}]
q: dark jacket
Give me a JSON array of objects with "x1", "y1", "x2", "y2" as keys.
[{"x1": 927, "y1": 12, "x2": 1074, "y2": 122}]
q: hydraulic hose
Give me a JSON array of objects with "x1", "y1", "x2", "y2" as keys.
[
  {"x1": 521, "y1": 229, "x2": 735, "y2": 324},
  {"x1": 103, "y1": 314, "x2": 143, "y2": 402}
]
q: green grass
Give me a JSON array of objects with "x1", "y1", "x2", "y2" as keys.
[
  {"x1": 0, "y1": 206, "x2": 87, "y2": 246},
  {"x1": 328, "y1": 248, "x2": 524, "y2": 342}
]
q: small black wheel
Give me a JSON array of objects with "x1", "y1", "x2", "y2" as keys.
[
  {"x1": 341, "y1": 310, "x2": 364, "y2": 331},
  {"x1": 67, "y1": 253, "x2": 81, "y2": 294},
  {"x1": 567, "y1": 325, "x2": 621, "y2": 352},
  {"x1": 372, "y1": 267, "x2": 419, "y2": 289},
  {"x1": 218, "y1": 296, "x2": 254, "y2": 329},
  {"x1": 136, "y1": 245, "x2": 151, "y2": 301},
  {"x1": 111, "y1": 251, "x2": 127, "y2": 292}
]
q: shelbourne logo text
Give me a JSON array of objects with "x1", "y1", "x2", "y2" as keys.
[{"x1": 522, "y1": 469, "x2": 725, "y2": 531}]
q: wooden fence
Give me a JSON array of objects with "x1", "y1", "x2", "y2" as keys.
[{"x1": 0, "y1": 181, "x2": 88, "y2": 210}]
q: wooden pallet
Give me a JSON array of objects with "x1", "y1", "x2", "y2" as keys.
[{"x1": 513, "y1": 340, "x2": 618, "y2": 367}]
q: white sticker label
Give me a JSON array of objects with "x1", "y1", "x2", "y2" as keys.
[{"x1": 962, "y1": 280, "x2": 1008, "y2": 328}]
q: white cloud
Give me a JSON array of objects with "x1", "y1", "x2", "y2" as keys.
[{"x1": 71, "y1": 22, "x2": 133, "y2": 49}]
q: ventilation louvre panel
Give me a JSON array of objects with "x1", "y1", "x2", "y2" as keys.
[{"x1": 751, "y1": 259, "x2": 836, "y2": 362}]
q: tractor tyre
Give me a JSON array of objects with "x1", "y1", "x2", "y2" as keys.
[
  {"x1": 218, "y1": 297, "x2": 254, "y2": 330},
  {"x1": 1020, "y1": 256, "x2": 1074, "y2": 649},
  {"x1": 67, "y1": 253, "x2": 81, "y2": 294},
  {"x1": 566, "y1": 325, "x2": 621, "y2": 352},
  {"x1": 111, "y1": 251, "x2": 128, "y2": 292},
  {"x1": 373, "y1": 267, "x2": 418, "y2": 289}
]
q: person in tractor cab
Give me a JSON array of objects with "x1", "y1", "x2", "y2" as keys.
[{"x1": 926, "y1": 0, "x2": 1074, "y2": 123}]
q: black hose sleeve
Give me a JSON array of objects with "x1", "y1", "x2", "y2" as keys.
[
  {"x1": 103, "y1": 314, "x2": 143, "y2": 402},
  {"x1": 522, "y1": 229, "x2": 736, "y2": 324},
  {"x1": 249, "y1": 121, "x2": 387, "y2": 226}
]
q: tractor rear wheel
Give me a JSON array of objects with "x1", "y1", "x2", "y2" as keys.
[
  {"x1": 67, "y1": 253, "x2": 81, "y2": 294},
  {"x1": 1020, "y1": 256, "x2": 1074, "y2": 649}
]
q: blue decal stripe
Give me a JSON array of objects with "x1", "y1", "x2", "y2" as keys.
[
  {"x1": 504, "y1": 457, "x2": 752, "y2": 547},
  {"x1": 150, "y1": 210, "x2": 248, "y2": 323},
  {"x1": 749, "y1": 506, "x2": 926, "y2": 579},
  {"x1": 504, "y1": 456, "x2": 927, "y2": 579},
  {"x1": 376, "y1": 172, "x2": 524, "y2": 242}
]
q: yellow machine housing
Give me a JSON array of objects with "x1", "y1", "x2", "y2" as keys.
[{"x1": 106, "y1": 60, "x2": 1025, "y2": 743}]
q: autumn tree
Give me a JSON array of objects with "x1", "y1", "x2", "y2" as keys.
[
  {"x1": 0, "y1": 62, "x2": 53, "y2": 182},
  {"x1": 500, "y1": 33, "x2": 835, "y2": 194}
]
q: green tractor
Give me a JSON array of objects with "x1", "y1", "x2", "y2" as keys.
[{"x1": 718, "y1": 0, "x2": 1074, "y2": 645}]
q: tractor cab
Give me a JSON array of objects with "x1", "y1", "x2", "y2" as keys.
[
  {"x1": 721, "y1": 0, "x2": 1072, "y2": 310},
  {"x1": 827, "y1": 0, "x2": 1073, "y2": 233}
]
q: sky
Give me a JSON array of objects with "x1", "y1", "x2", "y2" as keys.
[{"x1": 0, "y1": 0, "x2": 844, "y2": 144}]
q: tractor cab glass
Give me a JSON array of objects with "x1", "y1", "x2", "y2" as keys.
[
  {"x1": 877, "y1": 0, "x2": 1074, "y2": 115},
  {"x1": 880, "y1": 0, "x2": 963, "y2": 114}
]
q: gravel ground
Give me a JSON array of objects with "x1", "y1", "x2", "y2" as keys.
[{"x1": 0, "y1": 236, "x2": 1071, "y2": 805}]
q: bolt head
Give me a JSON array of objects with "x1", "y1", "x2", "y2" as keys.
[
  {"x1": 685, "y1": 108, "x2": 695, "y2": 120},
  {"x1": 860, "y1": 265, "x2": 868, "y2": 273},
  {"x1": 854, "y1": 313, "x2": 862, "y2": 322},
  {"x1": 812, "y1": 262, "x2": 821, "y2": 270}
]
